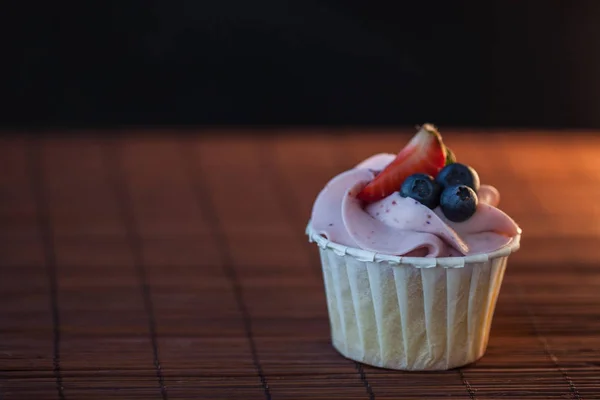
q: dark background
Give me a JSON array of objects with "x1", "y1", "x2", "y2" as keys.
[{"x1": 2, "y1": 1, "x2": 600, "y2": 129}]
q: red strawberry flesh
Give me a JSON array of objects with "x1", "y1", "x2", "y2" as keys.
[{"x1": 357, "y1": 124, "x2": 447, "y2": 203}]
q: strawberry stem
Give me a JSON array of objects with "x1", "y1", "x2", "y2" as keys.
[{"x1": 445, "y1": 147, "x2": 456, "y2": 165}]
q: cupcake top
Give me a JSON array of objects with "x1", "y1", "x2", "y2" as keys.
[{"x1": 310, "y1": 124, "x2": 521, "y2": 258}]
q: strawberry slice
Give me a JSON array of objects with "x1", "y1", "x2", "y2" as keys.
[{"x1": 357, "y1": 124, "x2": 447, "y2": 203}]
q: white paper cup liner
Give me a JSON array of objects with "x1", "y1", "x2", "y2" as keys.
[{"x1": 306, "y1": 223, "x2": 521, "y2": 371}]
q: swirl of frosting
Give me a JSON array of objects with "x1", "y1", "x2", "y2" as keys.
[{"x1": 310, "y1": 154, "x2": 521, "y2": 257}]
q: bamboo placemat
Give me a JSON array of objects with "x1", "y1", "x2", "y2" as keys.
[{"x1": 0, "y1": 130, "x2": 599, "y2": 399}]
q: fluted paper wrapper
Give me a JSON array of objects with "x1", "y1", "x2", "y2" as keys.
[{"x1": 308, "y1": 225, "x2": 520, "y2": 371}]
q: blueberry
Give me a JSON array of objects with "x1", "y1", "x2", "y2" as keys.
[
  {"x1": 440, "y1": 185, "x2": 478, "y2": 222},
  {"x1": 435, "y1": 163, "x2": 480, "y2": 191},
  {"x1": 399, "y1": 173, "x2": 442, "y2": 209}
]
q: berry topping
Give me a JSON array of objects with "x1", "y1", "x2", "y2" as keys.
[
  {"x1": 357, "y1": 124, "x2": 447, "y2": 203},
  {"x1": 399, "y1": 173, "x2": 442, "y2": 209},
  {"x1": 435, "y1": 162, "x2": 480, "y2": 192},
  {"x1": 440, "y1": 185, "x2": 478, "y2": 222}
]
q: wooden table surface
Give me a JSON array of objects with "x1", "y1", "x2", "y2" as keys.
[{"x1": 1, "y1": 130, "x2": 599, "y2": 399}]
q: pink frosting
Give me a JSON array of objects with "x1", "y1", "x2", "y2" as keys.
[{"x1": 310, "y1": 153, "x2": 521, "y2": 257}]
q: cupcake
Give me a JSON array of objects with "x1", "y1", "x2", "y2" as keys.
[{"x1": 307, "y1": 124, "x2": 521, "y2": 371}]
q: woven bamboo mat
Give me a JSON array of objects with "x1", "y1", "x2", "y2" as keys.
[{"x1": 0, "y1": 130, "x2": 599, "y2": 399}]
